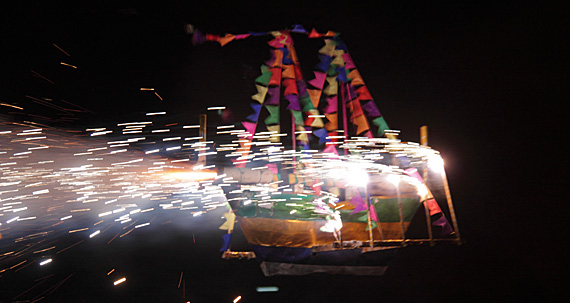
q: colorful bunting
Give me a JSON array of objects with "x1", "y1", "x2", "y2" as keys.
[
  {"x1": 265, "y1": 87, "x2": 280, "y2": 105},
  {"x1": 247, "y1": 103, "x2": 262, "y2": 122},
  {"x1": 313, "y1": 128, "x2": 329, "y2": 145},
  {"x1": 324, "y1": 113, "x2": 338, "y2": 131},
  {"x1": 372, "y1": 116, "x2": 390, "y2": 136},
  {"x1": 251, "y1": 84, "x2": 268, "y2": 103},
  {"x1": 241, "y1": 121, "x2": 257, "y2": 140},
  {"x1": 264, "y1": 105, "x2": 280, "y2": 125},
  {"x1": 323, "y1": 95, "x2": 338, "y2": 114},
  {"x1": 308, "y1": 71, "x2": 327, "y2": 89},
  {"x1": 285, "y1": 94, "x2": 301, "y2": 111},
  {"x1": 361, "y1": 100, "x2": 382, "y2": 118}
]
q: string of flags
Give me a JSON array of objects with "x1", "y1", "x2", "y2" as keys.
[{"x1": 189, "y1": 24, "x2": 391, "y2": 154}]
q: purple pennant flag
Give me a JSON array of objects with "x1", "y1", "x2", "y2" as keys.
[
  {"x1": 191, "y1": 29, "x2": 207, "y2": 45},
  {"x1": 285, "y1": 94, "x2": 301, "y2": 111},
  {"x1": 292, "y1": 24, "x2": 307, "y2": 33},
  {"x1": 361, "y1": 100, "x2": 382, "y2": 118},
  {"x1": 432, "y1": 215, "x2": 454, "y2": 236},
  {"x1": 350, "y1": 192, "x2": 368, "y2": 214},
  {"x1": 265, "y1": 87, "x2": 280, "y2": 105},
  {"x1": 219, "y1": 233, "x2": 232, "y2": 252},
  {"x1": 297, "y1": 81, "x2": 308, "y2": 97}
]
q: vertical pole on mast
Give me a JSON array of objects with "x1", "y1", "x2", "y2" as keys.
[
  {"x1": 198, "y1": 113, "x2": 207, "y2": 165},
  {"x1": 420, "y1": 125, "x2": 435, "y2": 246}
]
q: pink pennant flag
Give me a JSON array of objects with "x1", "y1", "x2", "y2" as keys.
[
  {"x1": 322, "y1": 144, "x2": 338, "y2": 156},
  {"x1": 241, "y1": 121, "x2": 257, "y2": 140},
  {"x1": 267, "y1": 163, "x2": 279, "y2": 174},
  {"x1": 323, "y1": 95, "x2": 338, "y2": 113},
  {"x1": 308, "y1": 71, "x2": 327, "y2": 89},
  {"x1": 370, "y1": 205, "x2": 378, "y2": 222},
  {"x1": 342, "y1": 53, "x2": 356, "y2": 69}
]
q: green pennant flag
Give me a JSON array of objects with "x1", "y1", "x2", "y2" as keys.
[
  {"x1": 264, "y1": 105, "x2": 280, "y2": 125},
  {"x1": 372, "y1": 116, "x2": 390, "y2": 136},
  {"x1": 300, "y1": 96, "x2": 315, "y2": 112},
  {"x1": 255, "y1": 65, "x2": 272, "y2": 86},
  {"x1": 291, "y1": 110, "x2": 304, "y2": 126}
]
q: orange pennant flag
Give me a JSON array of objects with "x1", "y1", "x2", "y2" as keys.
[
  {"x1": 352, "y1": 114, "x2": 370, "y2": 135},
  {"x1": 307, "y1": 89, "x2": 322, "y2": 108},
  {"x1": 348, "y1": 69, "x2": 365, "y2": 86},
  {"x1": 219, "y1": 34, "x2": 236, "y2": 46},
  {"x1": 281, "y1": 64, "x2": 295, "y2": 79},
  {"x1": 308, "y1": 28, "x2": 323, "y2": 38},
  {"x1": 325, "y1": 113, "x2": 338, "y2": 131}
]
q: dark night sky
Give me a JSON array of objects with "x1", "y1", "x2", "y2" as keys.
[{"x1": 1, "y1": 1, "x2": 568, "y2": 302}]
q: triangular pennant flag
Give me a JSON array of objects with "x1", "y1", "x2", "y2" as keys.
[
  {"x1": 307, "y1": 109, "x2": 324, "y2": 128},
  {"x1": 350, "y1": 191, "x2": 367, "y2": 214},
  {"x1": 264, "y1": 105, "x2": 280, "y2": 125},
  {"x1": 307, "y1": 89, "x2": 322, "y2": 108},
  {"x1": 267, "y1": 124, "x2": 280, "y2": 142},
  {"x1": 356, "y1": 86, "x2": 373, "y2": 100},
  {"x1": 191, "y1": 29, "x2": 206, "y2": 45},
  {"x1": 282, "y1": 64, "x2": 295, "y2": 79},
  {"x1": 265, "y1": 86, "x2": 280, "y2": 105},
  {"x1": 219, "y1": 211, "x2": 236, "y2": 230},
  {"x1": 322, "y1": 144, "x2": 339, "y2": 156},
  {"x1": 308, "y1": 71, "x2": 327, "y2": 89},
  {"x1": 235, "y1": 33, "x2": 251, "y2": 40},
  {"x1": 315, "y1": 54, "x2": 333, "y2": 72},
  {"x1": 255, "y1": 65, "x2": 272, "y2": 86},
  {"x1": 300, "y1": 95, "x2": 315, "y2": 112},
  {"x1": 219, "y1": 233, "x2": 232, "y2": 252},
  {"x1": 313, "y1": 127, "x2": 328, "y2": 145},
  {"x1": 348, "y1": 69, "x2": 365, "y2": 86},
  {"x1": 269, "y1": 67, "x2": 282, "y2": 86},
  {"x1": 361, "y1": 100, "x2": 382, "y2": 118},
  {"x1": 352, "y1": 114, "x2": 370, "y2": 135},
  {"x1": 323, "y1": 95, "x2": 338, "y2": 114},
  {"x1": 364, "y1": 130, "x2": 374, "y2": 138},
  {"x1": 296, "y1": 125, "x2": 309, "y2": 142},
  {"x1": 324, "y1": 31, "x2": 337, "y2": 37},
  {"x1": 308, "y1": 28, "x2": 323, "y2": 38},
  {"x1": 291, "y1": 24, "x2": 307, "y2": 33},
  {"x1": 219, "y1": 33, "x2": 236, "y2": 46},
  {"x1": 324, "y1": 113, "x2": 338, "y2": 131},
  {"x1": 251, "y1": 84, "x2": 268, "y2": 103},
  {"x1": 285, "y1": 94, "x2": 301, "y2": 111},
  {"x1": 331, "y1": 50, "x2": 345, "y2": 66},
  {"x1": 291, "y1": 110, "x2": 304, "y2": 126},
  {"x1": 268, "y1": 37, "x2": 286, "y2": 48},
  {"x1": 370, "y1": 204, "x2": 378, "y2": 222},
  {"x1": 206, "y1": 33, "x2": 220, "y2": 42},
  {"x1": 349, "y1": 98, "x2": 364, "y2": 119},
  {"x1": 283, "y1": 79, "x2": 298, "y2": 95},
  {"x1": 319, "y1": 39, "x2": 336, "y2": 56},
  {"x1": 342, "y1": 53, "x2": 356, "y2": 69},
  {"x1": 372, "y1": 116, "x2": 390, "y2": 136},
  {"x1": 266, "y1": 49, "x2": 283, "y2": 67},
  {"x1": 246, "y1": 103, "x2": 262, "y2": 122},
  {"x1": 323, "y1": 77, "x2": 338, "y2": 96},
  {"x1": 241, "y1": 121, "x2": 257, "y2": 139},
  {"x1": 336, "y1": 67, "x2": 347, "y2": 82}
]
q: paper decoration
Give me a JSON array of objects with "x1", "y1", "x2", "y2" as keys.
[
  {"x1": 241, "y1": 121, "x2": 257, "y2": 140},
  {"x1": 219, "y1": 34, "x2": 236, "y2": 46},
  {"x1": 308, "y1": 71, "x2": 327, "y2": 89},
  {"x1": 348, "y1": 69, "x2": 365, "y2": 86},
  {"x1": 282, "y1": 65, "x2": 295, "y2": 79},
  {"x1": 323, "y1": 95, "x2": 338, "y2": 114},
  {"x1": 322, "y1": 144, "x2": 338, "y2": 156},
  {"x1": 325, "y1": 113, "x2": 338, "y2": 131},
  {"x1": 283, "y1": 79, "x2": 298, "y2": 95},
  {"x1": 352, "y1": 114, "x2": 370, "y2": 135},
  {"x1": 372, "y1": 116, "x2": 390, "y2": 136},
  {"x1": 247, "y1": 103, "x2": 262, "y2": 122},
  {"x1": 323, "y1": 77, "x2": 338, "y2": 96},
  {"x1": 361, "y1": 100, "x2": 382, "y2": 118},
  {"x1": 356, "y1": 86, "x2": 373, "y2": 100},
  {"x1": 313, "y1": 128, "x2": 328, "y2": 145},
  {"x1": 319, "y1": 39, "x2": 336, "y2": 56},
  {"x1": 291, "y1": 110, "x2": 304, "y2": 126},
  {"x1": 255, "y1": 65, "x2": 272, "y2": 85},
  {"x1": 342, "y1": 53, "x2": 356, "y2": 69},
  {"x1": 267, "y1": 124, "x2": 280, "y2": 142},
  {"x1": 265, "y1": 87, "x2": 280, "y2": 105},
  {"x1": 264, "y1": 105, "x2": 280, "y2": 125},
  {"x1": 219, "y1": 211, "x2": 236, "y2": 230},
  {"x1": 251, "y1": 84, "x2": 268, "y2": 103},
  {"x1": 307, "y1": 89, "x2": 321, "y2": 108},
  {"x1": 285, "y1": 94, "x2": 301, "y2": 111},
  {"x1": 269, "y1": 67, "x2": 282, "y2": 86}
]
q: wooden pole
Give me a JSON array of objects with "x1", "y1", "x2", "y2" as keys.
[
  {"x1": 440, "y1": 168, "x2": 462, "y2": 245},
  {"x1": 420, "y1": 125, "x2": 435, "y2": 246},
  {"x1": 198, "y1": 114, "x2": 207, "y2": 165}
]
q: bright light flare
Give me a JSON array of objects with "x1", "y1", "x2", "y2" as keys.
[
  {"x1": 165, "y1": 170, "x2": 217, "y2": 181},
  {"x1": 114, "y1": 277, "x2": 126, "y2": 285},
  {"x1": 233, "y1": 296, "x2": 242, "y2": 303},
  {"x1": 428, "y1": 154, "x2": 445, "y2": 172},
  {"x1": 347, "y1": 169, "x2": 369, "y2": 187},
  {"x1": 387, "y1": 174, "x2": 400, "y2": 186},
  {"x1": 39, "y1": 258, "x2": 52, "y2": 266}
]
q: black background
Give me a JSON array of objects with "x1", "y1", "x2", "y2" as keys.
[{"x1": 1, "y1": 1, "x2": 568, "y2": 302}]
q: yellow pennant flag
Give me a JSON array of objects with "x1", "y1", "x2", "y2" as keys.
[
  {"x1": 331, "y1": 50, "x2": 345, "y2": 66},
  {"x1": 323, "y1": 77, "x2": 338, "y2": 96},
  {"x1": 319, "y1": 39, "x2": 336, "y2": 56},
  {"x1": 308, "y1": 109, "x2": 324, "y2": 128},
  {"x1": 251, "y1": 85, "x2": 268, "y2": 103},
  {"x1": 267, "y1": 124, "x2": 281, "y2": 143},
  {"x1": 219, "y1": 211, "x2": 236, "y2": 231}
]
